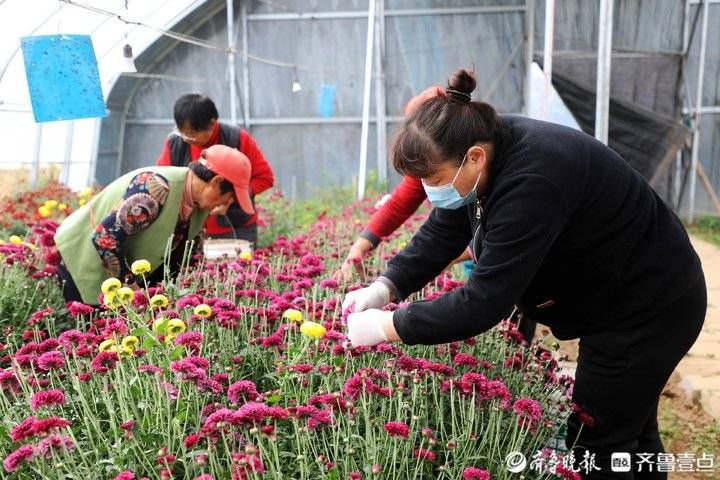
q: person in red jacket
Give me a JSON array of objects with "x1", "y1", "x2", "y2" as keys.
[
  {"x1": 157, "y1": 94, "x2": 274, "y2": 245},
  {"x1": 336, "y1": 87, "x2": 471, "y2": 282}
]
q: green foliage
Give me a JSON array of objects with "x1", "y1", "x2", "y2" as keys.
[{"x1": 686, "y1": 216, "x2": 720, "y2": 247}]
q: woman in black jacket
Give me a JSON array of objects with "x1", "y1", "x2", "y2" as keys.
[{"x1": 342, "y1": 69, "x2": 706, "y2": 479}]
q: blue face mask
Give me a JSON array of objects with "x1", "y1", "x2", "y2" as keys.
[{"x1": 422, "y1": 154, "x2": 482, "y2": 209}]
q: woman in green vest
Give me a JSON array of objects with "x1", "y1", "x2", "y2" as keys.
[{"x1": 54, "y1": 144, "x2": 254, "y2": 305}]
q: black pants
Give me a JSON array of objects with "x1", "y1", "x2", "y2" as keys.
[
  {"x1": 566, "y1": 273, "x2": 707, "y2": 479},
  {"x1": 57, "y1": 260, "x2": 84, "y2": 304}
]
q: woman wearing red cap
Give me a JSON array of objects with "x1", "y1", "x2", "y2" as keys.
[{"x1": 54, "y1": 145, "x2": 253, "y2": 304}]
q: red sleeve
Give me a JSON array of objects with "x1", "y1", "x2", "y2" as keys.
[
  {"x1": 365, "y1": 176, "x2": 427, "y2": 240},
  {"x1": 156, "y1": 139, "x2": 172, "y2": 166},
  {"x1": 240, "y1": 130, "x2": 274, "y2": 195}
]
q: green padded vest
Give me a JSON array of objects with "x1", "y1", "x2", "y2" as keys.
[{"x1": 54, "y1": 166, "x2": 207, "y2": 303}]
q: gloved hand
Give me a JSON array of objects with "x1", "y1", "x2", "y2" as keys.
[
  {"x1": 341, "y1": 280, "x2": 390, "y2": 314},
  {"x1": 347, "y1": 309, "x2": 393, "y2": 347}
]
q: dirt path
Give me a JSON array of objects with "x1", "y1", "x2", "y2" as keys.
[{"x1": 677, "y1": 237, "x2": 720, "y2": 421}]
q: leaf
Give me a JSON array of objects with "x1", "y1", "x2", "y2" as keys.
[{"x1": 170, "y1": 345, "x2": 185, "y2": 360}]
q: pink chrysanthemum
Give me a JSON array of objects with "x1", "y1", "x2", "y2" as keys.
[
  {"x1": 30, "y1": 389, "x2": 65, "y2": 411},
  {"x1": 384, "y1": 421, "x2": 410, "y2": 438},
  {"x1": 463, "y1": 467, "x2": 491, "y2": 480}
]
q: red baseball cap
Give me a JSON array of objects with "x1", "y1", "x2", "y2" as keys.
[{"x1": 200, "y1": 145, "x2": 254, "y2": 215}]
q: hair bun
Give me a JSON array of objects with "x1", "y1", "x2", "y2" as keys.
[{"x1": 447, "y1": 69, "x2": 477, "y2": 96}]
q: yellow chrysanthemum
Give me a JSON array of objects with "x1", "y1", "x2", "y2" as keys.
[
  {"x1": 194, "y1": 304, "x2": 212, "y2": 318},
  {"x1": 121, "y1": 336, "x2": 140, "y2": 350},
  {"x1": 282, "y1": 308, "x2": 304, "y2": 323},
  {"x1": 116, "y1": 287, "x2": 135, "y2": 303},
  {"x1": 167, "y1": 319, "x2": 187, "y2": 336},
  {"x1": 119, "y1": 345, "x2": 134, "y2": 358},
  {"x1": 44, "y1": 200, "x2": 58, "y2": 210},
  {"x1": 78, "y1": 187, "x2": 93, "y2": 198},
  {"x1": 238, "y1": 250, "x2": 252, "y2": 262},
  {"x1": 103, "y1": 292, "x2": 120, "y2": 308},
  {"x1": 101, "y1": 277, "x2": 122, "y2": 295},
  {"x1": 149, "y1": 294, "x2": 169, "y2": 308},
  {"x1": 299, "y1": 321, "x2": 326, "y2": 339},
  {"x1": 79, "y1": 198, "x2": 87, "y2": 206},
  {"x1": 9, "y1": 235, "x2": 22, "y2": 245},
  {"x1": 58, "y1": 203, "x2": 68, "y2": 211},
  {"x1": 99, "y1": 339, "x2": 116, "y2": 352},
  {"x1": 131, "y1": 259, "x2": 151, "y2": 276},
  {"x1": 38, "y1": 205, "x2": 52, "y2": 218}
]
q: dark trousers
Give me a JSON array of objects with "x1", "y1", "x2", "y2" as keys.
[
  {"x1": 56, "y1": 260, "x2": 84, "y2": 304},
  {"x1": 566, "y1": 273, "x2": 707, "y2": 479}
]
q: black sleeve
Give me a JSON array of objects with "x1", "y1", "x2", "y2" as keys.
[
  {"x1": 380, "y1": 205, "x2": 472, "y2": 300},
  {"x1": 392, "y1": 174, "x2": 569, "y2": 345}
]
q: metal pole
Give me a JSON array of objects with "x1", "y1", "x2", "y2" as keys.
[
  {"x1": 62, "y1": 121, "x2": 74, "y2": 185},
  {"x1": 241, "y1": 1, "x2": 250, "y2": 128},
  {"x1": 358, "y1": 0, "x2": 376, "y2": 200},
  {"x1": 31, "y1": 123, "x2": 43, "y2": 189},
  {"x1": 374, "y1": 0, "x2": 387, "y2": 185},
  {"x1": 523, "y1": 0, "x2": 535, "y2": 114},
  {"x1": 542, "y1": 0, "x2": 555, "y2": 120},
  {"x1": 595, "y1": 0, "x2": 614, "y2": 144},
  {"x1": 88, "y1": 118, "x2": 101, "y2": 187},
  {"x1": 688, "y1": 0, "x2": 709, "y2": 223},
  {"x1": 226, "y1": 0, "x2": 238, "y2": 125}
]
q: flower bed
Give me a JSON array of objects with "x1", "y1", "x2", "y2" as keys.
[{"x1": 0, "y1": 190, "x2": 573, "y2": 479}]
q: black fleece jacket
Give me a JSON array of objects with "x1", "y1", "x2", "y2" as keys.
[{"x1": 383, "y1": 115, "x2": 702, "y2": 345}]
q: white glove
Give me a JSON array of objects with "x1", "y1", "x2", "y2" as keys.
[
  {"x1": 341, "y1": 281, "x2": 390, "y2": 314},
  {"x1": 347, "y1": 309, "x2": 392, "y2": 347}
]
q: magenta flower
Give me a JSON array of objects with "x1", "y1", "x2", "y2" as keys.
[
  {"x1": 114, "y1": 472, "x2": 136, "y2": 480},
  {"x1": 463, "y1": 467, "x2": 491, "y2": 480},
  {"x1": 227, "y1": 380, "x2": 259, "y2": 404},
  {"x1": 30, "y1": 389, "x2": 65, "y2": 411},
  {"x1": 175, "y1": 331, "x2": 204, "y2": 350},
  {"x1": 67, "y1": 301, "x2": 94, "y2": 317},
  {"x1": 120, "y1": 419, "x2": 135, "y2": 431},
  {"x1": 3, "y1": 444, "x2": 34, "y2": 473},
  {"x1": 384, "y1": 421, "x2": 410, "y2": 438},
  {"x1": 413, "y1": 448, "x2": 436, "y2": 462},
  {"x1": 10, "y1": 416, "x2": 38, "y2": 442},
  {"x1": 36, "y1": 351, "x2": 65, "y2": 371},
  {"x1": 453, "y1": 353, "x2": 479, "y2": 368},
  {"x1": 34, "y1": 434, "x2": 75, "y2": 458},
  {"x1": 512, "y1": 398, "x2": 542, "y2": 421},
  {"x1": 90, "y1": 351, "x2": 119, "y2": 374}
]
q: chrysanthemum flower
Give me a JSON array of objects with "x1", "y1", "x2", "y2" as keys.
[
  {"x1": 30, "y1": 389, "x2": 65, "y2": 411},
  {"x1": 99, "y1": 339, "x2": 116, "y2": 353},
  {"x1": 150, "y1": 294, "x2": 169, "y2": 308},
  {"x1": 167, "y1": 319, "x2": 187, "y2": 336},
  {"x1": 38, "y1": 205, "x2": 52, "y2": 218},
  {"x1": 37, "y1": 351, "x2": 65, "y2": 371},
  {"x1": 3, "y1": 444, "x2": 34, "y2": 472},
  {"x1": 384, "y1": 421, "x2": 410, "y2": 438},
  {"x1": 101, "y1": 277, "x2": 122, "y2": 295},
  {"x1": 121, "y1": 336, "x2": 140, "y2": 350},
  {"x1": 131, "y1": 259, "x2": 151, "y2": 276},
  {"x1": 227, "y1": 380, "x2": 259, "y2": 404},
  {"x1": 282, "y1": 308, "x2": 303, "y2": 323},
  {"x1": 299, "y1": 321, "x2": 326, "y2": 339},
  {"x1": 116, "y1": 287, "x2": 135, "y2": 304},
  {"x1": 194, "y1": 304, "x2": 212, "y2": 318},
  {"x1": 413, "y1": 449, "x2": 436, "y2": 462},
  {"x1": 463, "y1": 467, "x2": 491, "y2": 480}
]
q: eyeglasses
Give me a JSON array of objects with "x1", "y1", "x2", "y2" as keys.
[{"x1": 172, "y1": 127, "x2": 201, "y2": 143}]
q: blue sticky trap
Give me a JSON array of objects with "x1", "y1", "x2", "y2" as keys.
[
  {"x1": 318, "y1": 84, "x2": 337, "y2": 118},
  {"x1": 21, "y1": 34, "x2": 106, "y2": 123}
]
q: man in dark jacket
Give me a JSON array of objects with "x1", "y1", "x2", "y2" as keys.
[
  {"x1": 156, "y1": 94, "x2": 274, "y2": 245},
  {"x1": 342, "y1": 70, "x2": 706, "y2": 479}
]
